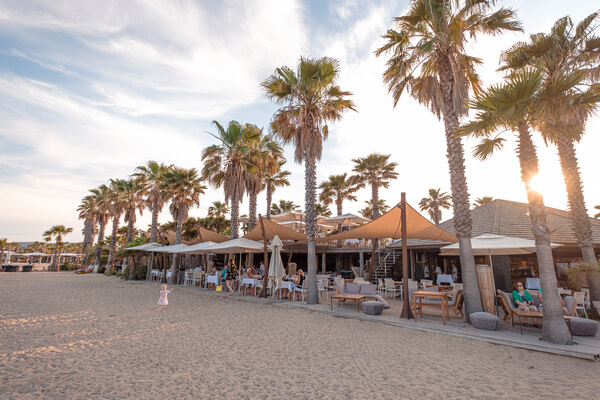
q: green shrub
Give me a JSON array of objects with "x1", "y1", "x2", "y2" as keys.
[
  {"x1": 60, "y1": 262, "x2": 78, "y2": 271},
  {"x1": 121, "y1": 266, "x2": 130, "y2": 280},
  {"x1": 97, "y1": 266, "x2": 105, "y2": 274},
  {"x1": 109, "y1": 269, "x2": 118, "y2": 276}
]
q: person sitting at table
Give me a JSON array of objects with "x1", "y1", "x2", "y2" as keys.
[
  {"x1": 210, "y1": 266, "x2": 217, "y2": 275},
  {"x1": 538, "y1": 289, "x2": 568, "y2": 315},
  {"x1": 259, "y1": 261, "x2": 265, "y2": 276},
  {"x1": 512, "y1": 282, "x2": 540, "y2": 327},
  {"x1": 292, "y1": 268, "x2": 305, "y2": 299},
  {"x1": 243, "y1": 267, "x2": 253, "y2": 279}
]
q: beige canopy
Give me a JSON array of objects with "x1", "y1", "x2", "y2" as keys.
[
  {"x1": 244, "y1": 218, "x2": 307, "y2": 241},
  {"x1": 317, "y1": 202, "x2": 457, "y2": 242},
  {"x1": 196, "y1": 227, "x2": 229, "y2": 243}
]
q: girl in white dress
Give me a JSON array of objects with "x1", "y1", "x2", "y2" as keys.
[{"x1": 158, "y1": 285, "x2": 173, "y2": 306}]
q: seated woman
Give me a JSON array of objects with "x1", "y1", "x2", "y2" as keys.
[
  {"x1": 512, "y1": 282, "x2": 540, "y2": 327},
  {"x1": 243, "y1": 267, "x2": 253, "y2": 279},
  {"x1": 210, "y1": 266, "x2": 217, "y2": 275},
  {"x1": 292, "y1": 269, "x2": 305, "y2": 299}
]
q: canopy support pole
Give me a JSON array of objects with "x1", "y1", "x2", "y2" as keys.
[
  {"x1": 400, "y1": 192, "x2": 413, "y2": 319},
  {"x1": 259, "y1": 215, "x2": 270, "y2": 298}
]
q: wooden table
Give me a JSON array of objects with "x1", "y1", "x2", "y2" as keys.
[
  {"x1": 511, "y1": 309, "x2": 543, "y2": 334},
  {"x1": 412, "y1": 290, "x2": 453, "y2": 325},
  {"x1": 330, "y1": 294, "x2": 365, "y2": 312}
]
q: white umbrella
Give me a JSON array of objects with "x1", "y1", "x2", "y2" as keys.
[
  {"x1": 176, "y1": 241, "x2": 218, "y2": 254},
  {"x1": 147, "y1": 244, "x2": 190, "y2": 253},
  {"x1": 439, "y1": 234, "x2": 563, "y2": 257},
  {"x1": 208, "y1": 238, "x2": 264, "y2": 254},
  {"x1": 124, "y1": 243, "x2": 162, "y2": 251},
  {"x1": 268, "y1": 235, "x2": 285, "y2": 293},
  {"x1": 322, "y1": 213, "x2": 370, "y2": 226}
]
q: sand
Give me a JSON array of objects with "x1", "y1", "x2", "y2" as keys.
[{"x1": 0, "y1": 273, "x2": 598, "y2": 399}]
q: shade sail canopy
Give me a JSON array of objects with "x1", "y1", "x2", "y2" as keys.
[
  {"x1": 176, "y1": 241, "x2": 218, "y2": 254},
  {"x1": 322, "y1": 213, "x2": 370, "y2": 226},
  {"x1": 208, "y1": 238, "x2": 264, "y2": 254},
  {"x1": 17, "y1": 252, "x2": 49, "y2": 256},
  {"x1": 244, "y1": 219, "x2": 307, "y2": 241},
  {"x1": 196, "y1": 227, "x2": 229, "y2": 243},
  {"x1": 440, "y1": 234, "x2": 563, "y2": 256},
  {"x1": 147, "y1": 244, "x2": 190, "y2": 253},
  {"x1": 317, "y1": 202, "x2": 457, "y2": 242},
  {"x1": 124, "y1": 243, "x2": 162, "y2": 251}
]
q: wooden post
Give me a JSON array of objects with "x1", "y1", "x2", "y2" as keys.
[
  {"x1": 259, "y1": 215, "x2": 270, "y2": 297},
  {"x1": 400, "y1": 192, "x2": 413, "y2": 319}
]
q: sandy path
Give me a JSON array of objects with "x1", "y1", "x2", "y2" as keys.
[{"x1": 0, "y1": 273, "x2": 598, "y2": 399}]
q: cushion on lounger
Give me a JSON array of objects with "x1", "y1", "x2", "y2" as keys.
[
  {"x1": 564, "y1": 296, "x2": 576, "y2": 315},
  {"x1": 372, "y1": 295, "x2": 390, "y2": 309},
  {"x1": 569, "y1": 317, "x2": 599, "y2": 336},
  {"x1": 447, "y1": 289, "x2": 462, "y2": 306},
  {"x1": 363, "y1": 301, "x2": 384, "y2": 315},
  {"x1": 470, "y1": 312, "x2": 499, "y2": 330},
  {"x1": 345, "y1": 283, "x2": 361, "y2": 294},
  {"x1": 359, "y1": 284, "x2": 377, "y2": 296}
]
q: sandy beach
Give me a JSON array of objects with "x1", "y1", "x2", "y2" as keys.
[{"x1": 0, "y1": 273, "x2": 598, "y2": 399}]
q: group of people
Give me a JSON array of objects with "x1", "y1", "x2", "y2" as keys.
[{"x1": 511, "y1": 281, "x2": 570, "y2": 327}]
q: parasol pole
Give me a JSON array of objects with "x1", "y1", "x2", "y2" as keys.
[
  {"x1": 259, "y1": 214, "x2": 270, "y2": 298},
  {"x1": 400, "y1": 192, "x2": 413, "y2": 319}
]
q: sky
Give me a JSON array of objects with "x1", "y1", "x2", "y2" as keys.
[{"x1": 1, "y1": 0, "x2": 599, "y2": 242}]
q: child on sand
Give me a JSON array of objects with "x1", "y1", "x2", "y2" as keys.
[{"x1": 158, "y1": 285, "x2": 173, "y2": 306}]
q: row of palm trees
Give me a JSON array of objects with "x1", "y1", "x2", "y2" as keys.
[
  {"x1": 419, "y1": 189, "x2": 493, "y2": 225},
  {"x1": 376, "y1": 2, "x2": 599, "y2": 344}
]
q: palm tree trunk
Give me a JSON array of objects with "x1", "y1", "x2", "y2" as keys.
[
  {"x1": 169, "y1": 216, "x2": 183, "y2": 284},
  {"x1": 51, "y1": 243, "x2": 59, "y2": 271},
  {"x1": 105, "y1": 216, "x2": 119, "y2": 273},
  {"x1": 518, "y1": 123, "x2": 571, "y2": 344},
  {"x1": 230, "y1": 197, "x2": 240, "y2": 239},
  {"x1": 124, "y1": 218, "x2": 135, "y2": 271},
  {"x1": 305, "y1": 157, "x2": 318, "y2": 304},
  {"x1": 249, "y1": 192, "x2": 258, "y2": 231},
  {"x1": 81, "y1": 219, "x2": 92, "y2": 265},
  {"x1": 266, "y1": 184, "x2": 273, "y2": 220},
  {"x1": 368, "y1": 181, "x2": 379, "y2": 281},
  {"x1": 93, "y1": 220, "x2": 106, "y2": 272},
  {"x1": 150, "y1": 204, "x2": 159, "y2": 243},
  {"x1": 438, "y1": 54, "x2": 482, "y2": 320},
  {"x1": 336, "y1": 197, "x2": 343, "y2": 248}
]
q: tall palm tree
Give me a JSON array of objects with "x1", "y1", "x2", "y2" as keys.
[
  {"x1": 162, "y1": 167, "x2": 206, "y2": 284},
  {"x1": 77, "y1": 195, "x2": 97, "y2": 265},
  {"x1": 375, "y1": 0, "x2": 521, "y2": 318},
  {"x1": 315, "y1": 202, "x2": 332, "y2": 218},
  {"x1": 473, "y1": 196, "x2": 494, "y2": 207},
  {"x1": 122, "y1": 178, "x2": 146, "y2": 246},
  {"x1": 202, "y1": 120, "x2": 258, "y2": 239},
  {"x1": 133, "y1": 161, "x2": 173, "y2": 243},
  {"x1": 105, "y1": 179, "x2": 128, "y2": 272},
  {"x1": 262, "y1": 56, "x2": 356, "y2": 304},
  {"x1": 42, "y1": 225, "x2": 73, "y2": 271},
  {"x1": 319, "y1": 173, "x2": 359, "y2": 216},
  {"x1": 501, "y1": 14, "x2": 600, "y2": 267},
  {"x1": 271, "y1": 200, "x2": 300, "y2": 216},
  {"x1": 359, "y1": 200, "x2": 389, "y2": 220},
  {"x1": 0, "y1": 237, "x2": 7, "y2": 267},
  {"x1": 351, "y1": 153, "x2": 398, "y2": 279},
  {"x1": 459, "y1": 69, "x2": 571, "y2": 344},
  {"x1": 419, "y1": 188, "x2": 452, "y2": 225},
  {"x1": 208, "y1": 201, "x2": 229, "y2": 218},
  {"x1": 264, "y1": 160, "x2": 290, "y2": 220},
  {"x1": 246, "y1": 129, "x2": 283, "y2": 230},
  {"x1": 90, "y1": 184, "x2": 110, "y2": 271}
]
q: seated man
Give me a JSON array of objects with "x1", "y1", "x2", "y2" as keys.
[{"x1": 538, "y1": 289, "x2": 569, "y2": 315}]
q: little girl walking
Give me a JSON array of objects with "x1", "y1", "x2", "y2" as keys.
[{"x1": 158, "y1": 285, "x2": 173, "y2": 307}]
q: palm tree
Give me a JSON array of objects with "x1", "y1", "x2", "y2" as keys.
[
  {"x1": 42, "y1": 225, "x2": 73, "y2": 271},
  {"x1": 473, "y1": 196, "x2": 494, "y2": 207},
  {"x1": 315, "y1": 202, "x2": 332, "y2": 218},
  {"x1": 246, "y1": 129, "x2": 283, "y2": 230},
  {"x1": 202, "y1": 120, "x2": 259, "y2": 239},
  {"x1": 351, "y1": 153, "x2": 398, "y2": 279},
  {"x1": 122, "y1": 178, "x2": 145, "y2": 246},
  {"x1": 419, "y1": 188, "x2": 452, "y2": 225},
  {"x1": 133, "y1": 161, "x2": 173, "y2": 243},
  {"x1": 359, "y1": 200, "x2": 389, "y2": 220},
  {"x1": 105, "y1": 179, "x2": 128, "y2": 273},
  {"x1": 264, "y1": 160, "x2": 290, "y2": 220},
  {"x1": 319, "y1": 173, "x2": 359, "y2": 216},
  {"x1": 262, "y1": 56, "x2": 356, "y2": 304},
  {"x1": 0, "y1": 237, "x2": 7, "y2": 267},
  {"x1": 162, "y1": 167, "x2": 206, "y2": 284},
  {"x1": 375, "y1": 0, "x2": 521, "y2": 319},
  {"x1": 208, "y1": 201, "x2": 229, "y2": 218},
  {"x1": 77, "y1": 195, "x2": 97, "y2": 265},
  {"x1": 90, "y1": 184, "x2": 110, "y2": 271},
  {"x1": 271, "y1": 200, "x2": 300, "y2": 215},
  {"x1": 501, "y1": 14, "x2": 600, "y2": 266},
  {"x1": 459, "y1": 69, "x2": 571, "y2": 344}
]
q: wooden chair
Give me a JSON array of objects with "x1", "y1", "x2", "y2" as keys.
[{"x1": 447, "y1": 290, "x2": 464, "y2": 318}]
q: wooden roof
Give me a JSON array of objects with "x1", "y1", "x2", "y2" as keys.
[{"x1": 438, "y1": 199, "x2": 600, "y2": 246}]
